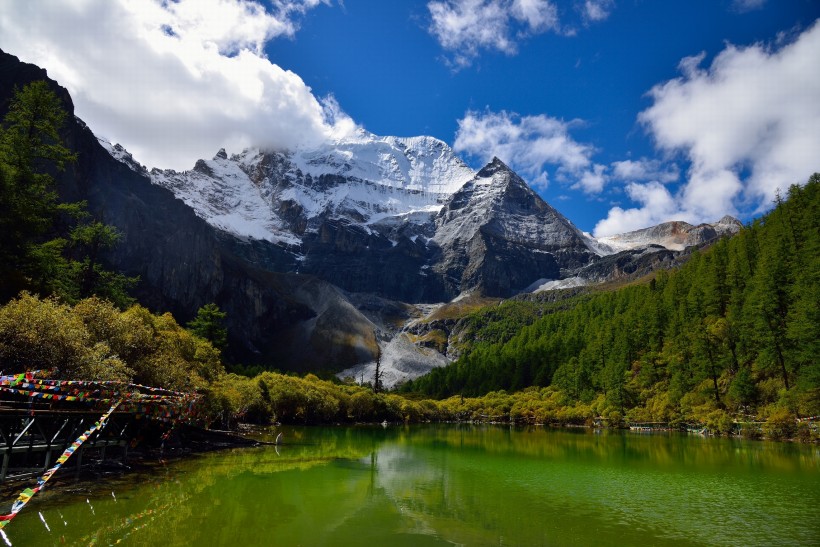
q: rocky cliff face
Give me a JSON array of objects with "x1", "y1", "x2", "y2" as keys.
[
  {"x1": 431, "y1": 158, "x2": 596, "y2": 296},
  {"x1": 0, "y1": 49, "x2": 379, "y2": 370},
  {"x1": 0, "y1": 49, "x2": 744, "y2": 381}
]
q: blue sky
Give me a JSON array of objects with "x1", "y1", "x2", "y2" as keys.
[{"x1": 1, "y1": 1, "x2": 818, "y2": 234}]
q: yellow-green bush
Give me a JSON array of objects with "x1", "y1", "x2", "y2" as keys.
[
  {"x1": 0, "y1": 293, "x2": 131, "y2": 380},
  {"x1": 762, "y1": 407, "x2": 797, "y2": 440},
  {"x1": 704, "y1": 409, "x2": 734, "y2": 435},
  {"x1": 0, "y1": 292, "x2": 223, "y2": 389}
]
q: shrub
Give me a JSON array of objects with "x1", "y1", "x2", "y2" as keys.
[
  {"x1": 704, "y1": 409, "x2": 734, "y2": 436},
  {"x1": 762, "y1": 407, "x2": 796, "y2": 440},
  {"x1": 0, "y1": 293, "x2": 224, "y2": 389},
  {"x1": 0, "y1": 292, "x2": 130, "y2": 380}
]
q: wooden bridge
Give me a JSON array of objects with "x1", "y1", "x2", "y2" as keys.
[
  {"x1": 0, "y1": 372, "x2": 211, "y2": 530},
  {"x1": 0, "y1": 406, "x2": 134, "y2": 482},
  {"x1": 0, "y1": 372, "x2": 201, "y2": 484}
]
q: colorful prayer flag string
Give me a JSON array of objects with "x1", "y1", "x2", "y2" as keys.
[
  {"x1": 0, "y1": 371, "x2": 203, "y2": 531},
  {"x1": 0, "y1": 399, "x2": 122, "y2": 529}
]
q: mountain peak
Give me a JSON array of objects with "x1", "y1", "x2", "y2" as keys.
[
  {"x1": 146, "y1": 129, "x2": 476, "y2": 245},
  {"x1": 717, "y1": 215, "x2": 743, "y2": 228},
  {"x1": 433, "y1": 156, "x2": 596, "y2": 295},
  {"x1": 477, "y1": 156, "x2": 512, "y2": 177},
  {"x1": 596, "y1": 215, "x2": 743, "y2": 254}
]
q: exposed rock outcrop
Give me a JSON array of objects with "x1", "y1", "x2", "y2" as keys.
[
  {"x1": 0, "y1": 48, "x2": 744, "y2": 380},
  {"x1": 0, "y1": 49, "x2": 378, "y2": 370}
]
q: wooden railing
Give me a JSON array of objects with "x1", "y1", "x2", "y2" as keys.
[{"x1": 0, "y1": 407, "x2": 132, "y2": 482}]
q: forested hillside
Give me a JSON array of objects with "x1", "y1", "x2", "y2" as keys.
[
  {"x1": 1, "y1": 78, "x2": 817, "y2": 438},
  {"x1": 406, "y1": 177, "x2": 820, "y2": 426}
]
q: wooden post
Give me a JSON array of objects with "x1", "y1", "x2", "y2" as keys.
[
  {"x1": 1, "y1": 450, "x2": 9, "y2": 481},
  {"x1": 75, "y1": 447, "x2": 83, "y2": 478}
]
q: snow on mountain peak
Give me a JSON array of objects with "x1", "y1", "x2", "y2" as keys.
[
  {"x1": 433, "y1": 157, "x2": 589, "y2": 252},
  {"x1": 97, "y1": 137, "x2": 148, "y2": 176},
  {"x1": 292, "y1": 130, "x2": 474, "y2": 194},
  {"x1": 594, "y1": 216, "x2": 742, "y2": 254},
  {"x1": 99, "y1": 133, "x2": 741, "y2": 260},
  {"x1": 138, "y1": 131, "x2": 475, "y2": 244}
]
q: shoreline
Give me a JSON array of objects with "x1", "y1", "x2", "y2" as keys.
[
  {"x1": 0, "y1": 424, "x2": 267, "y2": 496},
  {"x1": 0, "y1": 419, "x2": 813, "y2": 496}
]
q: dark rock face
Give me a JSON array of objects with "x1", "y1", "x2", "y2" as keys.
[
  {"x1": 431, "y1": 159, "x2": 596, "y2": 297},
  {"x1": 0, "y1": 49, "x2": 744, "y2": 376},
  {"x1": 299, "y1": 220, "x2": 445, "y2": 302},
  {"x1": 577, "y1": 246, "x2": 679, "y2": 282},
  {"x1": 0, "y1": 49, "x2": 378, "y2": 370}
]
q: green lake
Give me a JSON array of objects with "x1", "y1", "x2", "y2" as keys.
[{"x1": 4, "y1": 425, "x2": 818, "y2": 546}]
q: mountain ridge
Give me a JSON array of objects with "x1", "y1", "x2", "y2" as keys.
[
  {"x1": 0, "y1": 47, "x2": 743, "y2": 385},
  {"x1": 117, "y1": 139, "x2": 741, "y2": 269}
]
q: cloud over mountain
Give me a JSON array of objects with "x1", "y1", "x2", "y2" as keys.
[
  {"x1": 453, "y1": 109, "x2": 606, "y2": 192},
  {"x1": 0, "y1": 0, "x2": 354, "y2": 170},
  {"x1": 595, "y1": 20, "x2": 820, "y2": 236}
]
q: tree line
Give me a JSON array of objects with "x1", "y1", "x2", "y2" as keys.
[
  {"x1": 1, "y1": 80, "x2": 816, "y2": 440},
  {"x1": 404, "y1": 177, "x2": 819, "y2": 432},
  {"x1": 0, "y1": 81, "x2": 134, "y2": 306}
]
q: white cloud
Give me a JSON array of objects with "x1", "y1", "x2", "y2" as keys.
[
  {"x1": 453, "y1": 109, "x2": 605, "y2": 192},
  {"x1": 611, "y1": 158, "x2": 679, "y2": 183},
  {"x1": 573, "y1": 163, "x2": 608, "y2": 193},
  {"x1": 0, "y1": 0, "x2": 349, "y2": 170},
  {"x1": 594, "y1": 181, "x2": 679, "y2": 236},
  {"x1": 731, "y1": 0, "x2": 766, "y2": 13},
  {"x1": 582, "y1": 0, "x2": 614, "y2": 23},
  {"x1": 427, "y1": 0, "x2": 564, "y2": 67},
  {"x1": 597, "y1": 20, "x2": 820, "y2": 236},
  {"x1": 512, "y1": 0, "x2": 559, "y2": 31}
]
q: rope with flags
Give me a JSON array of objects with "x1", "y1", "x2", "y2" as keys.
[
  {"x1": 0, "y1": 373, "x2": 202, "y2": 421},
  {"x1": 0, "y1": 371, "x2": 203, "y2": 530},
  {"x1": 0, "y1": 399, "x2": 121, "y2": 529}
]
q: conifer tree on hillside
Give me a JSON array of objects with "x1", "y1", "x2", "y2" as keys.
[
  {"x1": 407, "y1": 175, "x2": 820, "y2": 420},
  {"x1": 187, "y1": 303, "x2": 228, "y2": 351},
  {"x1": 0, "y1": 81, "x2": 135, "y2": 306},
  {"x1": 0, "y1": 80, "x2": 76, "y2": 298}
]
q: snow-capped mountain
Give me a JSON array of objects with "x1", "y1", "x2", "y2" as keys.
[
  {"x1": 142, "y1": 131, "x2": 741, "y2": 260},
  {"x1": 433, "y1": 158, "x2": 590, "y2": 251},
  {"x1": 595, "y1": 216, "x2": 744, "y2": 253},
  {"x1": 103, "y1": 131, "x2": 742, "y2": 301},
  {"x1": 432, "y1": 158, "x2": 596, "y2": 295},
  {"x1": 4, "y1": 47, "x2": 745, "y2": 384},
  {"x1": 101, "y1": 129, "x2": 744, "y2": 304},
  {"x1": 148, "y1": 129, "x2": 474, "y2": 246}
]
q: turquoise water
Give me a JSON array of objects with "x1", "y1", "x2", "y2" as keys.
[{"x1": 4, "y1": 425, "x2": 818, "y2": 546}]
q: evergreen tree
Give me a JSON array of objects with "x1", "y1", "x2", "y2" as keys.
[
  {"x1": 0, "y1": 81, "x2": 75, "y2": 298},
  {"x1": 0, "y1": 81, "x2": 135, "y2": 305},
  {"x1": 747, "y1": 202, "x2": 793, "y2": 390},
  {"x1": 373, "y1": 352, "x2": 384, "y2": 393},
  {"x1": 187, "y1": 303, "x2": 228, "y2": 350},
  {"x1": 408, "y1": 175, "x2": 820, "y2": 421},
  {"x1": 66, "y1": 217, "x2": 137, "y2": 307}
]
